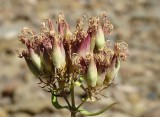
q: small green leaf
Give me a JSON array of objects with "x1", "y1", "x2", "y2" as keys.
[
  {"x1": 78, "y1": 102, "x2": 118, "y2": 116},
  {"x1": 51, "y1": 93, "x2": 69, "y2": 110}
]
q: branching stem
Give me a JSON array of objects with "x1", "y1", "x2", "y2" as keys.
[{"x1": 77, "y1": 96, "x2": 88, "y2": 110}]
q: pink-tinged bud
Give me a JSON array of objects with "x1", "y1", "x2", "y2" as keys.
[
  {"x1": 77, "y1": 34, "x2": 91, "y2": 57},
  {"x1": 24, "y1": 56, "x2": 40, "y2": 77},
  {"x1": 28, "y1": 47, "x2": 42, "y2": 70},
  {"x1": 65, "y1": 23, "x2": 72, "y2": 37},
  {"x1": 86, "y1": 57, "x2": 98, "y2": 87},
  {"x1": 58, "y1": 13, "x2": 65, "y2": 36},
  {"x1": 95, "y1": 25, "x2": 105, "y2": 51},
  {"x1": 51, "y1": 36, "x2": 66, "y2": 68},
  {"x1": 48, "y1": 19, "x2": 55, "y2": 35},
  {"x1": 90, "y1": 33, "x2": 96, "y2": 51},
  {"x1": 104, "y1": 56, "x2": 120, "y2": 85}
]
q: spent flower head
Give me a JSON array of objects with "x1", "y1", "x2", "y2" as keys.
[{"x1": 18, "y1": 12, "x2": 128, "y2": 117}]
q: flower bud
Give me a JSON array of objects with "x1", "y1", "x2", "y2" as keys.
[
  {"x1": 40, "y1": 49, "x2": 52, "y2": 72},
  {"x1": 78, "y1": 34, "x2": 91, "y2": 57},
  {"x1": 51, "y1": 36, "x2": 66, "y2": 68},
  {"x1": 96, "y1": 69, "x2": 106, "y2": 86},
  {"x1": 28, "y1": 47, "x2": 42, "y2": 70},
  {"x1": 104, "y1": 57, "x2": 120, "y2": 85},
  {"x1": 90, "y1": 33, "x2": 96, "y2": 51},
  {"x1": 65, "y1": 23, "x2": 72, "y2": 38},
  {"x1": 48, "y1": 19, "x2": 55, "y2": 35},
  {"x1": 86, "y1": 57, "x2": 97, "y2": 87},
  {"x1": 24, "y1": 56, "x2": 40, "y2": 77},
  {"x1": 58, "y1": 13, "x2": 65, "y2": 36},
  {"x1": 95, "y1": 25, "x2": 105, "y2": 51}
]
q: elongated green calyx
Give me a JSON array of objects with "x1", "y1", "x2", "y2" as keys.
[
  {"x1": 86, "y1": 56, "x2": 98, "y2": 87},
  {"x1": 95, "y1": 25, "x2": 105, "y2": 51},
  {"x1": 96, "y1": 69, "x2": 106, "y2": 86},
  {"x1": 29, "y1": 48, "x2": 42, "y2": 70},
  {"x1": 104, "y1": 56, "x2": 120, "y2": 85},
  {"x1": 51, "y1": 35, "x2": 66, "y2": 69},
  {"x1": 18, "y1": 51, "x2": 40, "y2": 77},
  {"x1": 40, "y1": 49, "x2": 52, "y2": 72},
  {"x1": 78, "y1": 34, "x2": 91, "y2": 57},
  {"x1": 24, "y1": 56, "x2": 40, "y2": 77}
]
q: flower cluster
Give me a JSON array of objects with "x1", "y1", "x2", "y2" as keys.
[{"x1": 18, "y1": 13, "x2": 128, "y2": 100}]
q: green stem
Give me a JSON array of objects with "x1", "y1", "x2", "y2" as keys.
[
  {"x1": 71, "y1": 111, "x2": 76, "y2": 117},
  {"x1": 71, "y1": 80, "x2": 75, "y2": 108},
  {"x1": 70, "y1": 80, "x2": 77, "y2": 117},
  {"x1": 64, "y1": 96, "x2": 71, "y2": 109},
  {"x1": 77, "y1": 96, "x2": 88, "y2": 110}
]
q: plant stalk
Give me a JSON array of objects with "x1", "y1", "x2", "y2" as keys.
[
  {"x1": 77, "y1": 96, "x2": 88, "y2": 110},
  {"x1": 71, "y1": 111, "x2": 76, "y2": 117},
  {"x1": 70, "y1": 80, "x2": 77, "y2": 117}
]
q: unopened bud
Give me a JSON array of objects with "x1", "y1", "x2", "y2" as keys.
[
  {"x1": 29, "y1": 48, "x2": 42, "y2": 70},
  {"x1": 65, "y1": 24, "x2": 72, "y2": 37},
  {"x1": 86, "y1": 57, "x2": 97, "y2": 87},
  {"x1": 24, "y1": 56, "x2": 40, "y2": 77},
  {"x1": 40, "y1": 49, "x2": 52, "y2": 72},
  {"x1": 90, "y1": 33, "x2": 96, "y2": 51},
  {"x1": 96, "y1": 69, "x2": 106, "y2": 86},
  {"x1": 104, "y1": 57, "x2": 120, "y2": 85},
  {"x1": 48, "y1": 19, "x2": 55, "y2": 35},
  {"x1": 78, "y1": 34, "x2": 91, "y2": 57},
  {"x1": 58, "y1": 13, "x2": 65, "y2": 36},
  {"x1": 51, "y1": 36, "x2": 66, "y2": 68},
  {"x1": 95, "y1": 25, "x2": 105, "y2": 51}
]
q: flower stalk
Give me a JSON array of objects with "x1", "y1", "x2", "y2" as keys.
[{"x1": 71, "y1": 80, "x2": 76, "y2": 117}]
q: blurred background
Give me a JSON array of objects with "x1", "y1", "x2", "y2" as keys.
[{"x1": 0, "y1": 0, "x2": 160, "y2": 117}]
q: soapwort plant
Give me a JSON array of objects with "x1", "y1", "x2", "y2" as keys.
[{"x1": 18, "y1": 13, "x2": 128, "y2": 117}]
